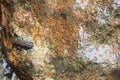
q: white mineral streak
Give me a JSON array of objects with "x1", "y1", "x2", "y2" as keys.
[
  {"x1": 29, "y1": 18, "x2": 34, "y2": 25},
  {"x1": 64, "y1": 48, "x2": 68, "y2": 55},
  {"x1": 2, "y1": 59, "x2": 7, "y2": 69},
  {"x1": 114, "y1": 0, "x2": 120, "y2": 8},
  {"x1": 11, "y1": 73, "x2": 20, "y2": 80},
  {"x1": 3, "y1": 76, "x2": 6, "y2": 80},
  {"x1": 2, "y1": 59, "x2": 7, "y2": 80},
  {"x1": 2, "y1": 59, "x2": 19, "y2": 80},
  {"x1": 50, "y1": 78, "x2": 55, "y2": 80},
  {"x1": 0, "y1": 26, "x2": 2, "y2": 30},
  {"x1": 73, "y1": 0, "x2": 89, "y2": 9},
  {"x1": 78, "y1": 26, "x2": 117, "y2": 67},
  {"x1": 23, "y1": 13, "x2": 29, "y2": 17},
  {"x1": 11, "y1": 73, "x2": 16, "y2": 80}
]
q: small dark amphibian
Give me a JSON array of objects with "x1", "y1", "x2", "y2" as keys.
[{"x1": 13, "y1": 38, "x2": 34, "y2": 50}]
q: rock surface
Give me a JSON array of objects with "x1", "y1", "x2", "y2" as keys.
[
  {"x1": 1, "y1": 0, "x2": 79, "y2": 80},
  {"x1": 1, "y1": 0, "x2": 120, "y2": 80}
]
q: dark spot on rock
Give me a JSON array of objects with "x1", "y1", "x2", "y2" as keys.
[
  {"x1": 13, "y1": 38, "x2": 34, "y2": 50},
  {"x1": 111, "y1": 69, "x2": 120, "y2": 80}
]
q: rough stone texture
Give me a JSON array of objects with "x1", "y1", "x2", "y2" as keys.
[
  {"x1": 1, "y1": 0, "x2": 120, "y2": 80},
  {"x1": 1, "y1": 0, "x2": 79, "y2": 80}
]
